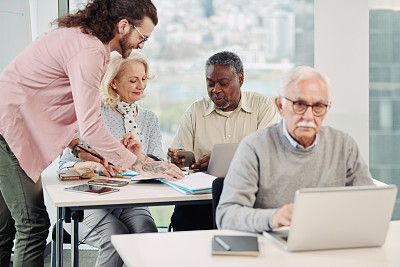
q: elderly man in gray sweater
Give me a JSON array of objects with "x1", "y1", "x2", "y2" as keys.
[{"x1": 216, "y1": 66, "x2": 374, "y2": 233}]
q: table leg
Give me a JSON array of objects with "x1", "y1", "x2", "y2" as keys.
[
  {"x1": 71, "y1": 211, "x2": 80, "y2": 267},
  {"x1": 56, "y1": 207, "x2": 64, "y2": 267}
]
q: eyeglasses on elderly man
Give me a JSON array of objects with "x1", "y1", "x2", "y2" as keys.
[{"x1": 281, "y1": 96, "x2": 330, "y2": 117}]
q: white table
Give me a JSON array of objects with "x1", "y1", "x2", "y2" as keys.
[
  {"x1": 111, "y1": 221, "x2": 400, "y2": 267},
  {"x1": 43, "y1": 174, "x2": 212, "y2": 267}
]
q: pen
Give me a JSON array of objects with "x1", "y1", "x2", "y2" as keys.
[
  {"x1": 77, "y1": 145, "x2": 115, "y2": 166},
  {"x1": 215, "y1": 237, "x2": 231, "y2": 251},
  {"x1": 98, "y1": 172, "x2": 138, "y2": 178}
]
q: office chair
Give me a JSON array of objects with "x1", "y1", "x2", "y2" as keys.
[{"x1": 211, "y1": 177, "x2": 224, "y2": 229}]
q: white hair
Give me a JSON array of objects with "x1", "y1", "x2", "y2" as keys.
[
  {"x1": 278, "y1": 66, "x2": 331, "y2": 98},
  {"x1": 100, "y1": 51, "x2": 154, "y2": 108}
]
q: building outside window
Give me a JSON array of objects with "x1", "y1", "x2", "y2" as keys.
[
  {"x1": 67, "y1": 0, "x2": 314, "y2": 226},
  {"x1": 369, "y1": 1, "x2": 400, "y2": 220}
]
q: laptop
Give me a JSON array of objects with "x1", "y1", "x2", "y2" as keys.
[
  {"x1": 263, "y1": 185, "x2": 397, "y2": 252},
  {"x1": 207, "y1": 143, "x2": 239, "y2": 177}
]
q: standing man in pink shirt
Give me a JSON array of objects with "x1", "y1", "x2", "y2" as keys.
[{"x1": 0, "y1": 0, "x2": 182, "y2": 266}]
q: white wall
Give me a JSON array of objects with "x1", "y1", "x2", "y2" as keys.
[
  {"x1": 315, "y1": 0, "x2": 369, "y2": 162},
  {"x1": 0, "y1": 0, "x2": 31, "y2": 72},
  {"x1": 29, "y1": 0, "x2": 58, "y2": 40}
]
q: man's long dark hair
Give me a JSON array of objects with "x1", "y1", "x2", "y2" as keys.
[{"x1": 56, "y1": 0, "x2": 158, "y2": 43}]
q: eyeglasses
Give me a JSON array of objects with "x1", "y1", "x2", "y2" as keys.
[
  {"x1": 282, "y1": 96, "x2": 330, "y2": 117},
  {"x1": 133, "y1": 25, "x2": 148, "y2": 45}
]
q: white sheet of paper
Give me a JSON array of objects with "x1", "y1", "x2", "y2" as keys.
[{"x1": 161, "y1": 172, "x2": 217, "y2": 191}]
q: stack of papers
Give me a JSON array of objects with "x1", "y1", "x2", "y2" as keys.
[{"x1": 161, "y1": 172, "x2": 217, "y2": 195}]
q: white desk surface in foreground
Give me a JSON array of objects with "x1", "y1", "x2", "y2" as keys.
[{"x1": 111, "y1": 221, "x2": 400, "y2": 267}]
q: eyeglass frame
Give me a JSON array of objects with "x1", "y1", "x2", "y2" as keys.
[
  {"x1": 132, "y1": 25, "x2": 148, "y2": 45},
  {"x1": 281, "y1": 96, "x2": 330, "y2": 117}
]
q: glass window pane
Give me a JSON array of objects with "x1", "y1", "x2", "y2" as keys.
[
  {"x1": 369, "y1": 3, "x2": 400, "y2": 220},
  {"x1": 139, "y1": 0, "x2": 314, "y2": 226},
  {"x1": 67, "y1": 0, "x2": 314, "y2": 226},
  {"x1": 68, "y1": 0, "x2": 87, "y2": 13},
  {"x1": 140, "y1": 0, "x2": 314, "y2": 153}
]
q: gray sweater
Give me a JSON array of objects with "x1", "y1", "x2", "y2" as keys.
[{"x1": 216, "y1": 121, "x2": 374, "y2": 233}]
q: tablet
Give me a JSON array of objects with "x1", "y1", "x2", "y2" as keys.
[
  {"x1": 64, "y1": 184, "x2": 120, "y2": 195},
  {"x1": 88, "y1": 179, "x2": 129, "y2": 187}
]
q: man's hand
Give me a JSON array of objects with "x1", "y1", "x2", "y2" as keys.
[
  {"x1": 190, "y1": 154, "x2": 210, "y2": 171},
  {"x1": 130, "y1": 160, "x2": 184, "y2": 181},
  {"x1": 67, "y1": 138, "x2": 99, "y2": 162},
  {"x1": 77, "y1": 148, "x2": 101, "y2": 163},
  {"x1": 167, "y1": 148, "x2": 185, "y2": 168},
  {"x1": 272, "y1": 203, "x2": 294, "y2": 229}
]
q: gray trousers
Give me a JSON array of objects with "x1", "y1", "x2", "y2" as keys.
[
  {"x1": 0, "y1": 135, "x2": 50, "y2": 267},
  {"x1": 65, "y1": 207, "x2": 157, "y2": 267}
]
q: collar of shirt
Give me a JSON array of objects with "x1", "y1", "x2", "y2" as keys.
[
  {"x1": 204, "y1": 91, "x2": 252, "y2": 117},
  {"x1": 282, "y1": 119, "x2": 318, "y2": 150},
  {"x1": 104, "y1": 44, "x2": 111, "y2": 65}
]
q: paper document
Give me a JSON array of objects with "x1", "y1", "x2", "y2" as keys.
[
  {"x1": 161, "y1": 172, "x2": 217, "y2": 194},
  {"x1": 163, "y1": 183, "x2": 212, "y2": 195}
]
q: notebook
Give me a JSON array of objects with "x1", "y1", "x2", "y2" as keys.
[
  {"x1": 263, "y1": 185, "x2": 397, "y2": 252},
  {"x1": 207, "y1": 143, "x2": 239, "y2": 177},
  {"x1": 161, "y1": 172, "x2": 217, "y2": 194},
  {"x1": 57, "y1": 170, "x2": 80, "y2": 181},
  {"x1": 212, "y1": 235, "x2": 259, "y2": 256}
]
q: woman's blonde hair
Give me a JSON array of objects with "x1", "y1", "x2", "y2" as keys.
[{"x1": 100, "y1": 51, "x2": 154, "y2": 108}]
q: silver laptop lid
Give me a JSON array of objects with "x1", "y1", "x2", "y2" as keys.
[
  {"x1": 285, "y1": 185, "x2": 397, "y2": 251},
  {"x1": 207, "y1": 143, "x2": 239, "y2": 177}
]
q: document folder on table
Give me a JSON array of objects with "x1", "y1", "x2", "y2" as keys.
[{"x1": 161, "y1": 172, "x2": 217, "y2": 195}]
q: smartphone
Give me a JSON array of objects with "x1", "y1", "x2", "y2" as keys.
[
  {"x1": 64, "y1": 184, "x2": 119, "y2": 195},
  {"x1": 177, "y1": 150, "x2": 195, "y2": 167},
  {"x1": 88, "y1": 179, "x2": 129, "y2": 187}
]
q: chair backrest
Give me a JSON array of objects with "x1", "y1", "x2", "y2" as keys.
[{"x1": 212, "y1": 177, "x2": 225, "y2": 229}]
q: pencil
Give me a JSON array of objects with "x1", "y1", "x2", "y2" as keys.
[
  {"x1": 77, "y1": 145, "x2": 115, "y2": 166},
  {"x1": 215, "y1": 237, "x2": 231, "y2": 251}
]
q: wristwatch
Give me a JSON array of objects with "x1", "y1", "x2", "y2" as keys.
[{"x1": 71, "y1": 141, "x2": 83, "y2": 158}]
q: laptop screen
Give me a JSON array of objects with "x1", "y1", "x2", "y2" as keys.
[{"x1": 207, "y1": 143, "x2": 239, "y2": 177}]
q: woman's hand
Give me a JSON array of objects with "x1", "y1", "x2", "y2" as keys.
[
  {"x1": 73, "y1": 161, "x2": 121, "y2": 178},
  {"x1": 74, "y1": 161, "x2": 106, "y2": 173},
  {"x1": 121, "y1": 133, "x2": 142, "y2": 157}
]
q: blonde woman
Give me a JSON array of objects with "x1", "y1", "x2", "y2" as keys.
[{"x1": 59, "y1": 51, "x2": 162, "y2": 267}]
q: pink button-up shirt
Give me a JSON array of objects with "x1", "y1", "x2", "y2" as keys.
[{"x1": 0, "y1": 27, "x2": 136, "y2": 182}]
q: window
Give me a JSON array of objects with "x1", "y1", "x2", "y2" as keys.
[
  {"x1": 139, "y1": 0, "x2": 314, "y2": 151},
  {"x1": 68, "y1": 0, "x2": 314, "y2": 226},
  {"x1": 140, "y1": 0, "x2": 314, "y2": 226},
  {"x1": 369, "y1": 2, "x2": 400, "y2": 220}
]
